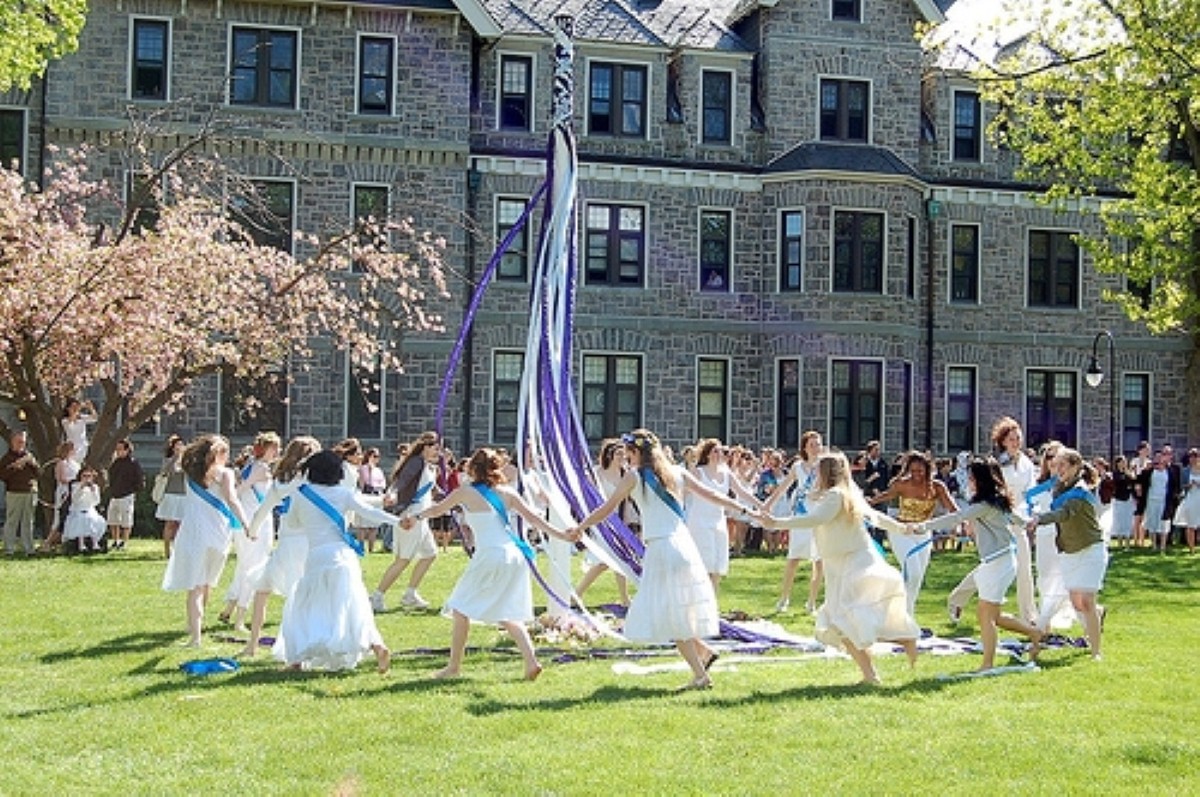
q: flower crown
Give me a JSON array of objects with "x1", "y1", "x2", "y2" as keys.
[{"x1": 621, "y1": 430, "x2": 659, "y2": 453}]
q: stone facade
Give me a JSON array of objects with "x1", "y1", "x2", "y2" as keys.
[{"x1": 4, "y1": 0, "x2": 1189, "y2": 461}]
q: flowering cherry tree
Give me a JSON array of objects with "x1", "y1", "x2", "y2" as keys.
[{"x1": 0, "y1": 138, "x2": 448, "y2": 467}]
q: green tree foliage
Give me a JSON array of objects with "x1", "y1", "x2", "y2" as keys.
[{"x1": 0, "y1": 0, "x2": 88, "y2": 91}]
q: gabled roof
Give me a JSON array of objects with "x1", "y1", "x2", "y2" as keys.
[
  {"x1": 725, "y1": 0, "x2": 945, "y2": 26},
  {"x1": 764, "y1": 142, "x2": 922, "y2": 181}
]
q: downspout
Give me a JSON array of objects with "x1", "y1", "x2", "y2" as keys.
[{"x1": 924, "y1": 192, "x2": 938, "y2": 452}]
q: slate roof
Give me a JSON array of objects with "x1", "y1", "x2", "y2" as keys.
[{"x1": 764, "y1": 142, "x2": 922, "y2": 180}]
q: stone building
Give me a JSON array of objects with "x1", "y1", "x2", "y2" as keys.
[{"x1": 0, "y1": 0, "x2": 1185, "y2": 460}]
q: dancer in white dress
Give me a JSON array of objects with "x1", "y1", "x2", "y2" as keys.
[
  {"x1": 60, "y1": 399, "x2": 97, "y2": 462},
  {"x1": 238, "y1": 436, "x2": 321, "y2": 658},
  {"x1": 272, "y1": 451, "x2": 395, "y2": 673},
  {"x1": 161, "y1": 435, "x2": 252, "y2": 647},
  {"x1": 1172, "y1": 448, "x2": 1200, "y2": 554},
  {"x1": 221, "y1": 431, "x2": 281, "y2": 631},
  {"x1": 571, "y1": 429, "x2": 753, "y2": 691},
  {"x1": 371, "y1": 431, "x2": 442, "y2": 612},
  {"x1": 62, "y1": 467, "x2": 107, "y2": 551},
  {"x1": 404, "y1": 447, "x2": 579, "y2": 681},
  {"x1": 771, "y1": 431, "x2": 826, "y2": 614},
  {"x1": 685, "y1": 438, "x2": 761, "y2": 594},
  {"x1": 761, "y1": 451, "x2": 918, "y2": 685},
  {"x1": 52, "y1": 441, "x2": 80, "y2": 540}
]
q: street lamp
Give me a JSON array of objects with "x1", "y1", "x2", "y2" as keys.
[{"x1": 1085, "y1": 330, "x2": 1116, "y2": 463}]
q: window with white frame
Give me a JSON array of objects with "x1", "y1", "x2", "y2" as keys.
[
  {"x1": 780, "y1": 210, "x2": 804, "y2": 292},
  {"x1": 499, "y1": 54, "x2": 533, "y2": 131},
  {"x1": 229, "y1": 26, "x2": 298, "y2": 108},
  {"x1": 950, "y1": 223, "x2": 980, "y2": 303},
  {"x1": 492, "y1": 350, "x2": 524, "y2": 444},
  {"x1": 819, "y1": 78, "x2": 869, "y2": 142},
  {"x1": 496, "y1": 197, "x2": 531, "y2": 281},
  {"x1": 776, "y1": 358, "x2": 801, "y2": 449},
  {"x1": 1028, "y1": 229, "x2": 1080, "y2": 308},
  {"x1": 1025, "y1": 369, "x2": 1077, "y2": 449},
  {"x1": 131, "y1": 18, "x2": 170, "y2": 100},
  {"x1": 700, "y1": 69, "x2": 732, "y2": 145},
  {"x1": 699, "y1": 209, "x2": 732, "y2": 292},
  {"x1": 231, "y1": 180, "x2": 295, "y2": 253},
  {"x1": 946, "y1": 366, "x2": 977, "y2": 453},
  {"x1": 952, "y1": 90, "x2": 982, "y2": 161},
  {"x1": 0, "y1": 108, "x2": 25, "y2": 172},
  {"x1": 358, "y1": 36, "x2": 394, "y2": 115},
  {"x1": 830, "y1": 359, "x2": 881, "y2": 449},
  {"x1": 696, "y1": 358, "x2": 729, "y2": 441},
  {"x1": 589, "y1": 62, "x2": 647, "y2": 137},
  {"x1": 833, "y1": 210, "x2": 884, "y2": 293},
  {"x1": 1122, "y1": 373, "x2": 1150, "y2": 457},
  {"x1": 582, "y1": 353, "x2": 642, "y2": 441},
  {"x1": 585, "y1": 204, "x2": 645, "y2": 287},
  {"x1": 345, "y1": 354, "x2": 384, "y2": 439}
]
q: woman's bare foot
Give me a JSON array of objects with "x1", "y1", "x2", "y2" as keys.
[
  {"x1": 903, "y1": 639, "x2": 918, "y2": 668},
  {"x1": 375, "y1": 646, "x2": 391, "y2": 675},
  {"x1": 432, "y1": 666, "x2": 461, "y2": 680},
  {"x1": 524, "y1": 663, "x2": 543, "y2": 682},
  {"x1": 857, "y1": 676, "x2": 882, "y2": 686},
  {"x1": 678, "y1": 675, "x2": 712, "y2": 691},
  {"x1": 1027, "y1": 630, "x2": 1044, "y2": 662}
]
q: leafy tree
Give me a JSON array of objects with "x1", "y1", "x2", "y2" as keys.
[
  {"x1": 0, "y1": 111, "x2": 447, "y2": 467},
  {"x1": 935, "y1": 0, "x2": 1200, "y2": 434},
  {"x1": 0, "y1": 0, "x2": 88, "y2": 91}
]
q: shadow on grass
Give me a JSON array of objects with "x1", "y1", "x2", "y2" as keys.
[{"x1": 40, "y1": 630, "x2": 183, "y2": 664}]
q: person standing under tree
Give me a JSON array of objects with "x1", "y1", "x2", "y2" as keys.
[
  {"x1": 106, "y1": 439, "x2": 144, "y2": 551},
  {"x1": 1, "y1": 431, "x2": 39, "y2": 556}
]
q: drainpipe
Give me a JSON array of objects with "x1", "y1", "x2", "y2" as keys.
[{"x1": 924, "y1": 194, "x2": 940, "y2": 452}]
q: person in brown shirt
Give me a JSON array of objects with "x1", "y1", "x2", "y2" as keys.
[{"x1": 1, "y1": 431, "x2": 40, "y2": 555}]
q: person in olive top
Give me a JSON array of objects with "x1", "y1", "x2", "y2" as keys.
[
  {"x1": 107, "y1": 439, "x2": 145, "y2": 551},
  {"x1": 1027, "y1": 447, "x2": 1108, "y2": 660},
  {"x1": 1, "y1": 431, "x2": 40, "y2": 555}
]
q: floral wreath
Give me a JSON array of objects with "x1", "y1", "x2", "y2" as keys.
[{"x1": 621, "y1": 430, "x2": 659, "y2": 454}]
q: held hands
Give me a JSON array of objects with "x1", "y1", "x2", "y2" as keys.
[{"x1": 1025, "y1": 516, "x2": 1039, "y2": 533}]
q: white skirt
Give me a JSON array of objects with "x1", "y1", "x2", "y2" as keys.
[
  {"x1": 63, "y1": 509, "x2": 106, "y2": 542},
  {"x1": 394, "y1": 521, "x2": 438, "y2": 560},
  {"x1": 443, "y1": 542, "x2": 532, "y2": 624},
  {"x1": 1173, "y1": 488, "x2": 1200, "y2": 527},
  {"x1": 156, "y1": 493, "x2": 184, "y2": 522},
  {"x1": 688, "y1": 519, "x2": 730, "y2": 576},
  {"x1": 1060, "y1": 543, "x2": 1108, "y2": 593},
  {"x1": 787, "y1": 528, "x2": 818, "y2": 561},
  {"x1": 624, "y1": 531, "x2": 719, "y2": 643},
  {"x1": 253, "y1": 533, "x2": 308, "y2": 597},
  {"x1": 975, "y1": 552, "x2": 1016, "y2": 604}
]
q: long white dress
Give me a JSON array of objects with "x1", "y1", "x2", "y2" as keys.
[
  {"x1": 273, "y1": 484, "x2": 394, "y2": 670},
  {"x1": 162, "y1": 473, "x2": 244, "y2": 591},
  {"x1": 624, "y1": 468, "x2": 719, "y2": 643},
  {"x1": 782, "y1": 489, "x2": 918, "y2": 650},
  {"x1": 1172, "y1": 469, "x2": 1200, "y2": 527},
  {"x1": 685, "y1": 465, "x2": 732, "y2": 576},
  {"x1": 443, "y1": 506, "x2": 534, "y2": 623},
  {"x1": 53, "y1": 457, "x2": 80, "y2": 532},
  {"x1": 62, "y1": 483, "x2": 106, "y2": 543},
  {"x1": 247, "y1": 478, "x2": 308, "y2": 598},
  {"x1": 226, "y1": 459, "x2": 273, "y2": 607}
]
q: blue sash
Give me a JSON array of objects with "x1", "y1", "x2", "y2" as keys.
[
  {"x1": 981, "y1": 541, "x2": 1018, "y2": 564},
  {"x1": 298, "y1": 484, "x2": 364, "y2": 557},
  {"x1": 408, "y1": 480, "x2": 434, "y2": 507},
  {"x1": 472, "y1": 482, "x2": 536, "y2": 561},
  {"x1": 1050, "y1": 484, "x2": 1100, "y2": 512},
  {"x1": 1024, "y1": 476, "x2": 1057, "y2": 515},
  {"x1": 793, "y1": 467, "x2": 816, "y2": 515},
  {"x1": 239, "y1": 462, "x2": 265, "y2": 502},
  {"x1": 639, "y1": 467, "x2": 685, "y2": 520},
  {"x1": 279, "y1": 496, "x2": 291, "y2": 515},
  {"x1": 187, "y1": 478, "x2": 242, "y2": 530}
]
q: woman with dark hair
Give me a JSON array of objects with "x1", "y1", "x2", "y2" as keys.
[
  {"x1": 686, "y1": 438, "x2": 761, "y2": 595},
  {"x1": 155, "y1": 434, "x2": 187, "y2": 558},
  {"x1": 371, "y1": 431, "x2": 442, "y2": 612},
  {"x1": 571, "y1": 429, "x2": 754, "y2": 690},
  {"x1": 402, "y1": 447, "x2": 579, "y2": 681},
  {"x1": 574, "y1": 438, "x2": 634, "y2": 607},
  {"x1": 916, "y1": 457, "x2": 1044, "y2": 671},
  {"x1": 162, "y1": 435, "x2": 252, "y2": 647},
  {"x1": 274, "y1": 450, "x2": 398, "y2": 673}
]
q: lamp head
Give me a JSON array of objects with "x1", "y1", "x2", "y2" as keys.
[{"x1": 1085, "y1": 356, "x2": 1104, "y2": 388}]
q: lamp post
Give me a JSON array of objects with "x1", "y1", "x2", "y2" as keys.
[{"x1": 1085, "y1": 330, "x2": 1116, "y2": 464}]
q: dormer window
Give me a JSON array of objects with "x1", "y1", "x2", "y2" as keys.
[{"x1": 820, "y1": 78, "x2": 869, "y2": 142}]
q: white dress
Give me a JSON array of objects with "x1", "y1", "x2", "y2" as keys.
[
  {"x1": 623, "y1": 468, "x2": 719, "y2": 643},
  {"x1": 1172, "y1": 469, "x2": 1200, "y2": 527},
  {"x1": 784, "y1": 490, "x2": 918, "y2": 650},
  {"x1": 225, "y1": 460, "x2": 273, "y2": 607},
  {"x1": 62, "y1": 416, "x2": 94, "y2": 461},
  {"x1": 162, "y1": 473, "x2": 244, "y2": 591},
  {"x1": 248, "y1": 478, "x2": 309, "y2": 598},
  {"x1": 443, "y1": 507, "x2": 534, "y2": 623},
  {"x1": 685, "y1": 465, "x2": 731, "y2": 576},
  {"x1": 62, "y1": 483, "x2": 106, "y2": 542},
  {"x1": 786, "y1": 461, "x2": 819, "y2": 561},
  {"x1": 54, "y1": 457, "x2": 80, "y2": 531},
  {"x1": 273, "y1": 484, "x2": 393, "y2": 670},
  {"x1": 393, "y1": 464, "x2": 438, "y2": 560}
]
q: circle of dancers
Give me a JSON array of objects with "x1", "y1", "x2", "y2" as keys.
[{"x1": 157, "y1": 415, "x2": 1110, "y2": 686}]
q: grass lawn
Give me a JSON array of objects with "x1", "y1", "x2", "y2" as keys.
[{"x1": 0, "y1": 540, "x2": 1196, "y2": 796}]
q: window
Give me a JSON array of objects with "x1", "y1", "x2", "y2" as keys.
[
  {"x1": 230, "y1": 26, "x2": 298, "y2": 108},
  {"x1": 496, "y1": 197, "x2": 531, "y2": 281},
  {"x1": 585, "y1": 204, "x2": 645, "y2": 286},
  {"x1": 699, "y1": 209, "x2": 732, "y2": 292},
  {"x1": 1122, "y1": 373, "x2": 1150, "y2": 457},
  {"x1": 1025, "y1": 369, "x2": 1077, "y2": 449},
  {"x1": 232, "y1": 180, "x2": 295, "y2": 253},
  {"x1": 582, "y1": 353, "x2": 642, "y2": 441},
  {"x1": 906, "y1": 216, "x2": 917, "y2": 299},
  {"x1": 220, "y1": 366, "x2": 289, "y2": 438},
  {"x1": 126, "y1": 170, "x2": 161, "y2": 234},
  {"x1": 946, "y1": 366, "x2": 977, "y2": 453},
  {"x1": 0, "y1": 109, "x2": 25, "y2": 172},
  {"x1": 830, "y1": 359, "x2": 882, "y2": 450},
  {"x1": 950, "y1": 224, "x2": 980, "y2": 303},
  {"x1": 953, "y1": 90, "x2": 982, "y2": 161},
  {"x1": 831, "y1": 0, "x2": 862, "y2": 21},
  {"x1": 696, "y1": 358, "x2": 729, "y2": 441},
  {"x1": 780, "y1": 210, "x2": 804, "y2": 292},
  {"x1": 833, "y1": 210, "x2": 884, "y2": 293},
  {"x1": 1028, "y1": 229, "x2": 1080, "y2": 308},
  {"x1": 819, "y1": 78, "x2": 869, "y2": 142},
  {"x1": 589, "y1": 62, "x2": 647, "y2": 137},
  {"x1": 700, "y1": 70, "x2": 732, "y2": 145},
  {"x1": 345, "y1": 354, "x2": 384, "y2": 439},
  {"x1": 352, "y1": 184, "x2": 389, "y2": 271},
  {"x1": 776, "y1": 359, "x2": 801, "y2": 449},
  {"x1": 357, "y1": 36, "x2": 394, "y2": 115},
  {"x1": 499, "y1": 54, "x2": 533, "y2": 131},
  {"x1": 492, "y1": 350, "x2": 524, "y2": 444},
  {"x1": 131, "y1": 18, "x2": 169, "y2": 100}
]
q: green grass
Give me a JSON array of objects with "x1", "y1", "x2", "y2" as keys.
[{"x1": 1, "y1": 541, "x2": 1196, "y2": 795}]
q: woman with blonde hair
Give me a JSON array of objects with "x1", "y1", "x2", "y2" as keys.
[{"x1": 761, "y1": 451, "x2": 918, "y2": 685}]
